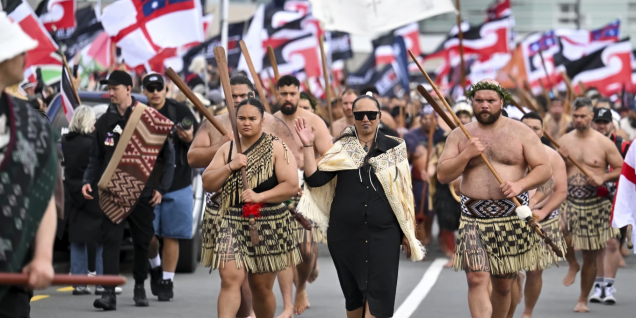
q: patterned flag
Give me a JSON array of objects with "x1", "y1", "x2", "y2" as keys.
[{"x1": 60, "y1": 65, "x2": 79, "y2": 122}]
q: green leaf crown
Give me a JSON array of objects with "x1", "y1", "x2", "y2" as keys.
[{"x1": 465, "y1": 82, "x2": 512, "y2": 102}]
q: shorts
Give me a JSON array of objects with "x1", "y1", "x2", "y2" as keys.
[{"x1": 153, "y1": 185, "x2": 194, "y2": 239}]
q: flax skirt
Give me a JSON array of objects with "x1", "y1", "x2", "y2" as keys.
[{"x1": 562, "y1": 197, "x2": 620, "y2": 251}]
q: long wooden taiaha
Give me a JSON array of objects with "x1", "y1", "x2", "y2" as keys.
[
  {"x1": 239, "y1": 40, "x2": 272, "y2": 113},
  {"x1": 0, "y1": 274, "x2": 126, "y2": 286},
  {"x1": 455, "y1": 0, "x2": 466, "y2": 89},
  {"x1": 508, "y1": 99, "x2": 592, "y2": 178},
  {"x1": 267, "y1": 45, "x2": 280, "y2": 81},
  {"x1": 319, "y1": 36, "x2": 335, "y2": 136},
  {"x1": 538, "y1": 50, "x2": 554, "y2": 90}
]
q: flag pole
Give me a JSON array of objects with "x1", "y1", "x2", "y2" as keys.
[
  {"x1": 61, "y1": 54, "x2": 82, "y2": 104},
  {"x1": 455, "y1": 0, "x2": 466, "y2": 90},
  {"x1": 319, "y1": 35, "x2": 335, "y2": 136},
  {"x1": 538, "y1": 50, "x2": 553, "y2": 90},
  {"x1": 220, "y1": 0, "x2": 229, "y2": 54},
  {"x1": 239, "y1": 40, "x2": 272, "y2": 113}
]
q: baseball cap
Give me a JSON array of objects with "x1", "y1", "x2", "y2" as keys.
[
  {"x1": 593, "y1": 107, "x2": 612, "y2": 123},
  {"x1": 0, "y1": 13, "x2": 38, "y2": 64},
  {"x1": 142, "y1": 73, "x2": 165, "y2": 88},
  {"x1": 100, "y1": 70, "x2": 133, "y2": 87}
]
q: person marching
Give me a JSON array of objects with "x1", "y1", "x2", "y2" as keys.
[
  {"x1": 273, "y1": 75, "x2": 333, "y2": 317},
  {"x1": 436, "y1": 79, "x2": 552, "y2": 318},
  {"x1": 201, "y1": 97, "x2": 300, "y2": 318},
  {"x1": 191, "y1": 75, "x2": 300, "y2": 318},
  {"x1": 140, "y1": 73, "x2": 200, "y2": 302},
  {"x1": 556, "y1": 97, "x2": 623, "y2": 313},
  {"x1": 331, "y1": 89, "x2": 360, "y2": 137},
  {"x1": 588, "y1": 107, "x2": 631, "y2": 305},
  {"x1": 82, "y1": 70, "x2": 175, "y2": 310},
  {"x1": 517, "y1": 112, "x2": 568, "y2": 318},
  {"x1": 296, "y1": 92, "x2": 424, "y2": 318}
]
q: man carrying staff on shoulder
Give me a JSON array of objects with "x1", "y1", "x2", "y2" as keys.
[
  {"x1": 273, "y1": 75, "x2": 333, "y2": 317},
  {"x1": 556, "y1": 97, "x2": 623, "y2": 313},
  {"x1": 517, "y1": 112, "x2": 568, "y2": 318},
  {"x1": 188, "y1": 75, "x2": 300, "y2": 318},
  {"x1": 437, "y1": 79, "x2": 552, "y2": 318},
  {"x1": 82, "y1": 70, "x2": 175, "y2": 310}
]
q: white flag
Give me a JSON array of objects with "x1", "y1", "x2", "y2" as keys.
[{"x1": 309, "y1": 0, "x2": 455, "y2": 35}]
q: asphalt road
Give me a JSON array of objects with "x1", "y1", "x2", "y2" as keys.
[{"x1": 31, "y1": 241, "x2": 636, "y2": 318}]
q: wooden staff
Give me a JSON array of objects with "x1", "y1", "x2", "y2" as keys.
[
  {"x1": 410, "y1": 52, "x2": 563, "y2": 257},
  {"x1": 239, "y1": 40, "x2": 272, "y2": 113},
  {"x1": 508, "y1": 99, "x2": 592, "y2": 179},
  {"x1": 418, "y1": 115, "x2": 436, "y2": 215},
  {"x1": 214, "y1": 46, "x2": 258, "y2": 245},
  {"x1": 538, "y1": 50, "x2": 553, "y2": 90},
  {"x1": 455, "y1": 0, "x2": 466, "y2": 89},
  {"x1": 0, "y1": 274, "x2": 125, "y2": 286},
  {"x1": 59, "y1": 48, "x2": 82, "y2": 104},
  {"x1": 508, "y1": 75, "x2": 542, "y2": 115},
  {"x1": 578, "y1": 82, "x2": 587, "y2": 97},
  {"x1": 561, "y1": 71, "x2": 574, "y2": 113},
  {"x1": 267, "y1": 45, "x2": 280, "y2": 81},
  {"x1": 166, "y1": 68, "x2": 228, "y2": 136},
  {"x1": 319, "y1": 36, "x2": 335, "y2": 136}
]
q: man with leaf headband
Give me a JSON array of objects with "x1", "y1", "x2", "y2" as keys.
[{"x1": 436, "y1": 79, "x2": 552, "y2": 318}]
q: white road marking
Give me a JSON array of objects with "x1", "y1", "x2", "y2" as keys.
[{"x1": 393, "y1": 258, "x2": 448, "y2": 318}]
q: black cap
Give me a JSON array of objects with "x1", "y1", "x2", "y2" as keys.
[
  {"x1": 100, "y1": 70, "x2": 133, "y2": 87},
  {"x1": 593, "y1": 107, "x2": 612, "y2": 123},
  {"x1": 142, "y1": 73, "x2": 165, "y2": 88}
]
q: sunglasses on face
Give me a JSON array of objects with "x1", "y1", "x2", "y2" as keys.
[
  {"x1": 146, "y1": 85, "x2": 164, "y2": 93},
  {"x1": 353, "y1": 111, "x2": 380, "y2": 121}
]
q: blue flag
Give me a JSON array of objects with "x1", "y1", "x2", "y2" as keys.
[{"x1": 392, "y1": 36, "x2": 410, "y2": 93}]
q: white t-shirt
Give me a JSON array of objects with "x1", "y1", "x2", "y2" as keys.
[{"x1": 619, "y1": 117, "x2": 636, "y2": 142}]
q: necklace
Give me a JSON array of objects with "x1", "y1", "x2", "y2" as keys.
[{"x1": 358, "y1": 137, "x2": 373, "y2": 152}]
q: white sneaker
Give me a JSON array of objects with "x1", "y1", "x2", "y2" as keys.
[
  {"x1": 603, "y1": 285, "x2": 616, "y2": 305},
  {"x1": 95, "y1": 286, "x2": 122, "y2": 295},
  {"x1": 115, "y1": 287, "x2": 123, "y2": 295},
  {"x1": 589, "y1": 283, "x2": 605, "y2": 303}
]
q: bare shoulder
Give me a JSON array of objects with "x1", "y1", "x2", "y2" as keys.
[
  {"x1": 273, "y1": 110, "x2": 283, "y2": 120},
  {"x1": 507, "y1": 118, "x2": 537, "y2": 139},
  {"x1": 446, "y1": 127, "x2": 466, "y2": 144},
  {"x1": 545, "y1": 145, "x2": 564, "y2": 164},
  {"x1": 594, "y1": 130, "x2": 616, "y2": 150},
  {"x1": 304, "y1": 109, "x2": 329, "y2": 129}
]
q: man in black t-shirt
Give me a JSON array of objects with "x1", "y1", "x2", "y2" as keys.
[{"x1": 142, "y1": 74, "x2": 199, "y2": 302}]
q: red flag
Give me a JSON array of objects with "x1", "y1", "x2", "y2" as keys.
[
  {"x1": 8, "y1": 0, "x2": 61, "y2": 70},
  {"x1": 37, "y1": 0, "x2": 76, "y2": 32}
]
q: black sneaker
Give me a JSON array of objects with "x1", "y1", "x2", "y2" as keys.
[
  {"x1": 157, "y1": 279, "x2": 174, "y2": 301},
  {"x1": 93, "y1": 289, "x2": 117, "y2": 311},
  {"x1": 133, "y1": 284, "x2": 149, "y2": 307},
  {"x1": 149, "y1": 266, "x2": 162, "y2": 296}
]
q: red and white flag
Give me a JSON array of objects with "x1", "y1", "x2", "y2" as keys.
[
  {"x1": 486, "y1": 0, "x2": 511, "y2": 21},
  {"x1": 36, "y1": 0, "x2": 76, "y2": 32},
  {"x1": 612, "y1": 141, "x2": 636, "y2": 251},
  {"x1": 101, "y1": 0, "x2": 204, "y2": 67}
]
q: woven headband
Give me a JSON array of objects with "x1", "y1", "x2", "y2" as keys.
[{"x1": 465, "y1": 82, "x2": 512, "y2": 102}]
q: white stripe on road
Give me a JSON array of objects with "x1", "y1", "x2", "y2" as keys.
[{"x1": 393, "y1": 258, "x2": 448, "y2": 318}]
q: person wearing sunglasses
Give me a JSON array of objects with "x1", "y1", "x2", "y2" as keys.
[{"x1": 295, "y1": 93, "x2": 424, "y2": 318}]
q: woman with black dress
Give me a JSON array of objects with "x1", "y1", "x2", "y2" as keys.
[
  {"x1": 296, "y1": 93, "x2": 425, "y2": 318},
  {"x1": 201, "y1": 98, "x2": 300, "y2": 318}
]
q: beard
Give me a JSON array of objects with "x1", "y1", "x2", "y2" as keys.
[
  {"x1": 475, "y1": 109, "x2": 502, "y2": 125},
  {"x1": 280, "y1": 102, "x2": 298, "y2": 115}
]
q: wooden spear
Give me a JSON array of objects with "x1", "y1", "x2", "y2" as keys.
[
  {"x1": 319, "y1": 36, "x2": 335, "y2": 136},
  {"x1": 0, "y1": 274, "x2": 126, "y2": 286},
  {"x1": 267, "y1": 45, "x2": 280, "y2": 81},
  {"x1": 455, "y1": 0, "x2": 466, "y2": 90},
  {"x1": 239, "y1": 40, "x2": 272, "y2": 113}
]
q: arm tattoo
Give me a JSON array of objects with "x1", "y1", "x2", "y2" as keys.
[{"x1": 537, "y1": 177, "x2": 555, "y2": 194}]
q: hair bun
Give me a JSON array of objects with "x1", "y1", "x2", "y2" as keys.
[{"x1": 365, "y1": 91, "x2": 373, "y2": 97}]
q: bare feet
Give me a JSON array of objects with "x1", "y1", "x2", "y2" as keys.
[
  {"x1": 517, "y1": 272, "x2": 526, "y2": 304},
  {"x1": 522, "y1": 313, "x2": 532, "y2": 318},
  {"x1": 308, "y1": 263, "x2": 319, "y2": 284},
  {"x1": 275, "y1": 308, "x2": 294, "y2": 318},
  {"x1": 443, "y1": 254, "x2": 455, "y2": 268},
  {"x1": 619, "y1": 256, "x2": 626, "y2": 268},
  {"x1": 574, "y1": 301, "x2": 589, "y2": 313},
  {"x1": 293, "y1": 290, "x2": 310, "y2": 315},
  {"x1": 563, "y1": 263, "x2": 580, "y2": 287}
]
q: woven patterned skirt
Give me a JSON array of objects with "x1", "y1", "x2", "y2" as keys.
[
  {"x1": 453, "y1": 193, "x2": 543, "y2": 275},
  {"x1": 563, "y1": 196, "x2": 619, "y2": 251},
  {"x1": 532, "y1": 209, "x2": 567, "y2": 271},
  {"x1": 200, "y1": 195, "x2": 301, "y2": 274},
  {"x1": 288, "y1": 196, "x2": 327, "y2": 245}
]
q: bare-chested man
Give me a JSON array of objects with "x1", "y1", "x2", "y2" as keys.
[
  {"x1": 437, "y1": 79, "x2": 552, "y2": 318},
  {"x1": 331, "y1": 89, "x2": 359, "y2": 137},
  {"x1": 273, "y1": 75, "x2": 333, "y2": 317},
  {"x1": 543, "y1": 98, "x2": 572, "y2": 139},
  {"x1": 557, "y1": 97, "x2": 624, "y2": 313},
  {"x1": 188, "y1": 75, "x2": 300, "y2": 318},
  {"x1": 515, "y1": 112, "x2": 568, "y2": 318}
]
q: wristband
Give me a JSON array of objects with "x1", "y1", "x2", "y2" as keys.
[{"x1": 303, "y1": 144, "x2": 314, "y2": 148}]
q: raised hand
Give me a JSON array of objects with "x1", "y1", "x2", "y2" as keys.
[{"x1": 294, "y1": 117, "x2": 315, "y2": 147}]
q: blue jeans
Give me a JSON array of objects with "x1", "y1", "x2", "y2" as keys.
[
  {"x1": 154, "y1": 185, "x2": 194, "y2": 239},
  {"x1": 70, "y1": 242, "x2": 104, "y2": 288}
]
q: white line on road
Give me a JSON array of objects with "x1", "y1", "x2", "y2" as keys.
[{"x1": 393, "y1": 258, "x2": 448, "y2": 318}]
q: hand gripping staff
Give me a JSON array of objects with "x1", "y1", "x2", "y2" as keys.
[{"x1": 409, "y1": 50, "x2": 564, "y2": 259}]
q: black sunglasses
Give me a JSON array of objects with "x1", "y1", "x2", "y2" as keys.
[
  {"x1": 146, "y1": 85, "x2": 164, "y2": 93},
  {"x1": 353, "y1": 111, "x2": 380, "y2": 121}
]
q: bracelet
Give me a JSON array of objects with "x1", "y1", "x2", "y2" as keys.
[
  {"x1": 227, "y1": 164, "x2": 234, "y2": 172},
  {"x1": 303, "y1": 144, "x2": 314, "y2": 148}
]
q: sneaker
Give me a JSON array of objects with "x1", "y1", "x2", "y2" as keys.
[
  {"x1": 93, "y1": 289, "x2": 117, "y2": 311},
  {"x1": 589, "y1": 283, "x2": 605, "y2": 303},
  {"x1": 149, "y1": 266, "x2": 162, "y2": 296},
  {"x1": 133, "y1": 284, "x2": 149, "y2": 307},
  {"x1": 96, "y1": 286, "x2": 123, "y2": 295},
  {"x1": 72, "y1": 286, "x2": 91, "y2": 295},
  {"x1": 603, "y1": 285, "x2": 617, "y2": 305},
  {"x1": 157, "y1": 279, "x2": 174, "y2": 302}
]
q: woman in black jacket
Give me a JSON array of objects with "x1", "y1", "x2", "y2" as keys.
[{"x1": 62, "y1": 106, "x2": 115, "y2": 295}]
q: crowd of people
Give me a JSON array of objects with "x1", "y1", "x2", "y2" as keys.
[{"x1": 2, "y1": 10, "x2": 636, "y2": 318}]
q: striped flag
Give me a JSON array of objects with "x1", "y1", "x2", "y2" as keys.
[
  {"x1": 612, "y1": 141, "x2": 636, "y2": 252},
  {"x1": 61, "y1": 66, "x2": 79, "y2": 122}
]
